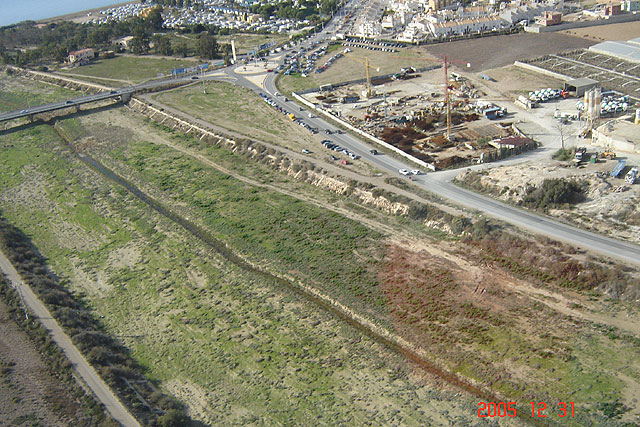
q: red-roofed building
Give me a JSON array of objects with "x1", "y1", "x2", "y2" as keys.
[{"x1": 68, "y1": 48, "x2": 94, "y2": 64}]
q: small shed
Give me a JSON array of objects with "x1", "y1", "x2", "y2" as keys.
[{"x1": 564, "y1": 77, "x2": 599, "y2": 97}]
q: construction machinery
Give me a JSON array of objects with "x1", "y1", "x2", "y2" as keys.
[
  {"x1": 599, "y1": 149, "x2": 616, "y2": 160},
  {"x1": 625, "y1": 167, "x2": 638, "y2": 184},
  {"x1": 344, "y1": 54, "x2": 380, "y2": 98},
  {"x1": 442, "y1": 55, "x2": 470, "y2": 138}
]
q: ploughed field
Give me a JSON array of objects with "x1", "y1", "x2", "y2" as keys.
[{"x1": 1, "y1": 74, "x2": 640, "y2": 425}]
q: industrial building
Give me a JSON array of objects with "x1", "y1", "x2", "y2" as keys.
[
  {"x1": 592, "y1": 116, "x2": 640, "y2": 154},
  {"x1": 563, "y1": 77, "x2": 599, "y2": 97},
  {"x1": 589, "y1": 37, "x2": 640, "y2": 63}
]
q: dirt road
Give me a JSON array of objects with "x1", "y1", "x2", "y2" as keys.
[{"x1": 0, "y1": 251, "x2": 140, "y2": 427}]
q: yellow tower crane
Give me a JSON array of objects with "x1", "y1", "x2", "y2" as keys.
[
  {"x1": 344, "y1": 54, "x2": 380, "y2": 99},
  {"x1": 442, "y1": 55, "x2": 471, "y2": 139}
]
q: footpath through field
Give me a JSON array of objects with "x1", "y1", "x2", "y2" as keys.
[{"x1": 0, "y1": 250, "x2": 140, "y2": 427}]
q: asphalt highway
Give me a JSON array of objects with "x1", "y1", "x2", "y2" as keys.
[
  {"x1": 0, "y1": 73, "x2": 199, "y2": 122},
  {"x1": 218, "y1": 46, "x2": 640, "y2": 267},
  {"x1": 4, "y1": 27, "x2": 639, "y2": 266}
]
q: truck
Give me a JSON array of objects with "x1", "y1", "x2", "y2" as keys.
[
  {"x1": 484, "y1": 106, "x2": 506, "y2": 120},
  {"x1": 574, "y1": 147, "x2": 586, "y2": 163},
  {"x1": 515, "y1": 95, "x2": 536, "y2": 110},
  {"x1": 625, "y1": 167, "x2": 638, "y2": 184}
]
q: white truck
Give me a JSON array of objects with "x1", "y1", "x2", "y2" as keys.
[{"x1": 625, "y1": 167, "x2": 638, "y2": 184}]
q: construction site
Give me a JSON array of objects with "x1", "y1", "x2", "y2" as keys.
[{"x1": 301, "y1": 62, "x2": 539, "y2": 170}]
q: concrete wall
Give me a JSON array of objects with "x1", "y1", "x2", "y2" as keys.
[
  {"x1": 524, "y1": 12, "x2": 640, "y2": 33},
  {"x1": 513, "y1": 61, "x2": 570, "y2": 82},
  {"x1": 291, "y1": 91, "x2": 435, "y2": 170}
]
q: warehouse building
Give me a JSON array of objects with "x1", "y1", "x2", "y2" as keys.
[
  {"x1": 563, "y1": 77, "x2": 599, "y2": 97},
  {"x1": 589, "y1": 37, "x2": 640, "y2": 63}
]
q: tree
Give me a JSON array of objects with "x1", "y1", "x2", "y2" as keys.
[
  {"x1": 130, "y1": 35, "x2": 150, "y2": 55},
  {"x1": 175, "y1": 41, "x2": 188, "y2": 57},
  {"x1": 556, "y1": 116, "x2": 567, "y2": 150},
  {"x1": 147, "y1": 6, "x2": 165, "y2": 31},
  {"x1": 196, "y1": 33, "x2": 219, "y2": 59},
  {"x1": 153, "y1": 34, "x2": 172, "y2": 56}
]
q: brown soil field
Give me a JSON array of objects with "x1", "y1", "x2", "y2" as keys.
[
  {"x1": 423, "y1": 33, "x2": 596, "y2": 71},
  {"x1": 0, "y1": 300, "x2": 86, "y2": 426},
  {"x1": 561, "y1": 22, "x2": 640, "y2": 42}
]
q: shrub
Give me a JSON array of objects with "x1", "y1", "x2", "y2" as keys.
[
  {"x1": 523, "y1": 178, "x2": 586, "y2": 209},
  {"x1": 407, "y1": 201, "x2": 430, "y2": 221},
  {"x1": 552, "y1": 148, "x2": 573, "y2": 161}
]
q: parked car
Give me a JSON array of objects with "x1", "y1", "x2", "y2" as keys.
[{"x1": 301, "y1": 149, "x2": 312, "y2": 154}]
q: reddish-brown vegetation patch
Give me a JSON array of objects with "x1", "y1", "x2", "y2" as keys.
[{"x1": 378, "y1": 244, "x2": 504, "y2": 348}]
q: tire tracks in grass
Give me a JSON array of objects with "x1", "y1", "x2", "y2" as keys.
[{"x1": 54, "y1": 125, "x2": 545, "y2": 427}]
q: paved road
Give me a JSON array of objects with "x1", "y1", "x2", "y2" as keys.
[
  {"x1": 0, "y1": 251, "x2": 140, "y2": 427},
  {"x1": 214, "y1": 48, "x2": 640, "y2": 266},
  {"x1": 0, "y1": 72, "x2": 200, "y2": 123}
]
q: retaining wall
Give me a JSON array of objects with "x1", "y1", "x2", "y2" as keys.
[{"x1": 291, "y1": 91, "x2": 435, "y2": 170}]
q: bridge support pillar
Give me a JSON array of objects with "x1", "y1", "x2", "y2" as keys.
[
  {"x1": 121, "y1": 93, "x2": 131, "y2": 103},
  {"x1": 28, "y1": 114, "x2": 34, "y2": 123}
]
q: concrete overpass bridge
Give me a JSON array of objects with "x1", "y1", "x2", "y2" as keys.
[{"x1": 0, "y1": 74, "x2": 198, "y2": 124}]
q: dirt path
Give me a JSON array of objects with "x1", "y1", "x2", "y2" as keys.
[
  {"x1": 0, "y1": 300, "x2": 69, "y2": 426},
  {"x1": 55, "y1": 72, "x2": 132, "y2": 85},
  {"x1": 0, "y1": 250, "x2": 140, "y2": 427},
  {"x1": 137, "y1": 95, "x2": 460, "y2": 215}
]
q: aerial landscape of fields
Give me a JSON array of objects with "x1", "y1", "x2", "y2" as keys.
[{"x1": 2, "y1": 0, "x2": 640, "y2": 426}]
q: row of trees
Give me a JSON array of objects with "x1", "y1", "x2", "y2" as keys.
[
  {"x1": 0, "y1": 8, "x2": 229, "y2": 66},
  {"x1": 250, "y1": 0, "x2": 338, "y2": 21}
]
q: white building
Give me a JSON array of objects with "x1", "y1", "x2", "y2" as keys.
[
  {"x1": 68, "y1": 48, "x2": 94, "y2": 64},
  {"x1": 428, "y1": 15, "x2": 507, "y2": 37}
]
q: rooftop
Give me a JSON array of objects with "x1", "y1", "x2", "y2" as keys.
[{"x1": 589, "y1": 40, "x2": 640, "y2": 64}]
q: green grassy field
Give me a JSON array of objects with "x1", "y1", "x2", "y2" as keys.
[
  {"x1": 75, "y1": 107, "x2": 640, "y2": 425},
  {"x1": 3, "y1": 74, "x2": 640, "y2": 425},
  {"x1": 55, "y1": 55, "x2": 200, "y2": 86},
  {"x1": 0, "y1": 75, "x2": 77, "y2": 112},
  {"x1": 0, "y1": 66, "x2": 490, "y2": 425},
  {"x1": 0, "y1": 121, "x2": 487, "y2": 425},
  {"x1": 217, "y1": 33, "x2": 290, "y2": 53}
]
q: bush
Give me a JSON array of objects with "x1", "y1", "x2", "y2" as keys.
[
  {"x1": 407, "y1": 201, "x2": 430, "y2": 221},
  {"x1": 157, "y1": 409, "x2": 189, "y2": 427},
  {"x1": 471, "y1": 218, "x2": 492, "y2": 239},
  {"x1": 523, "y1": 178, "x2": 586, "y2": 210},
  {"x1": 552, "y1": 148, "x2": 573, "y2": 161},
  {"x1": 598, "y1": 400, "x2": 627, "y2": 418}
]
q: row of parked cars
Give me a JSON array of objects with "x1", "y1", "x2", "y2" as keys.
[
  {"x1": 259, "y1": 92, "x2": 317, "y2": 133},
  {"x1": 320, "y1": 139, "x2": 360, "y2": 160}
]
